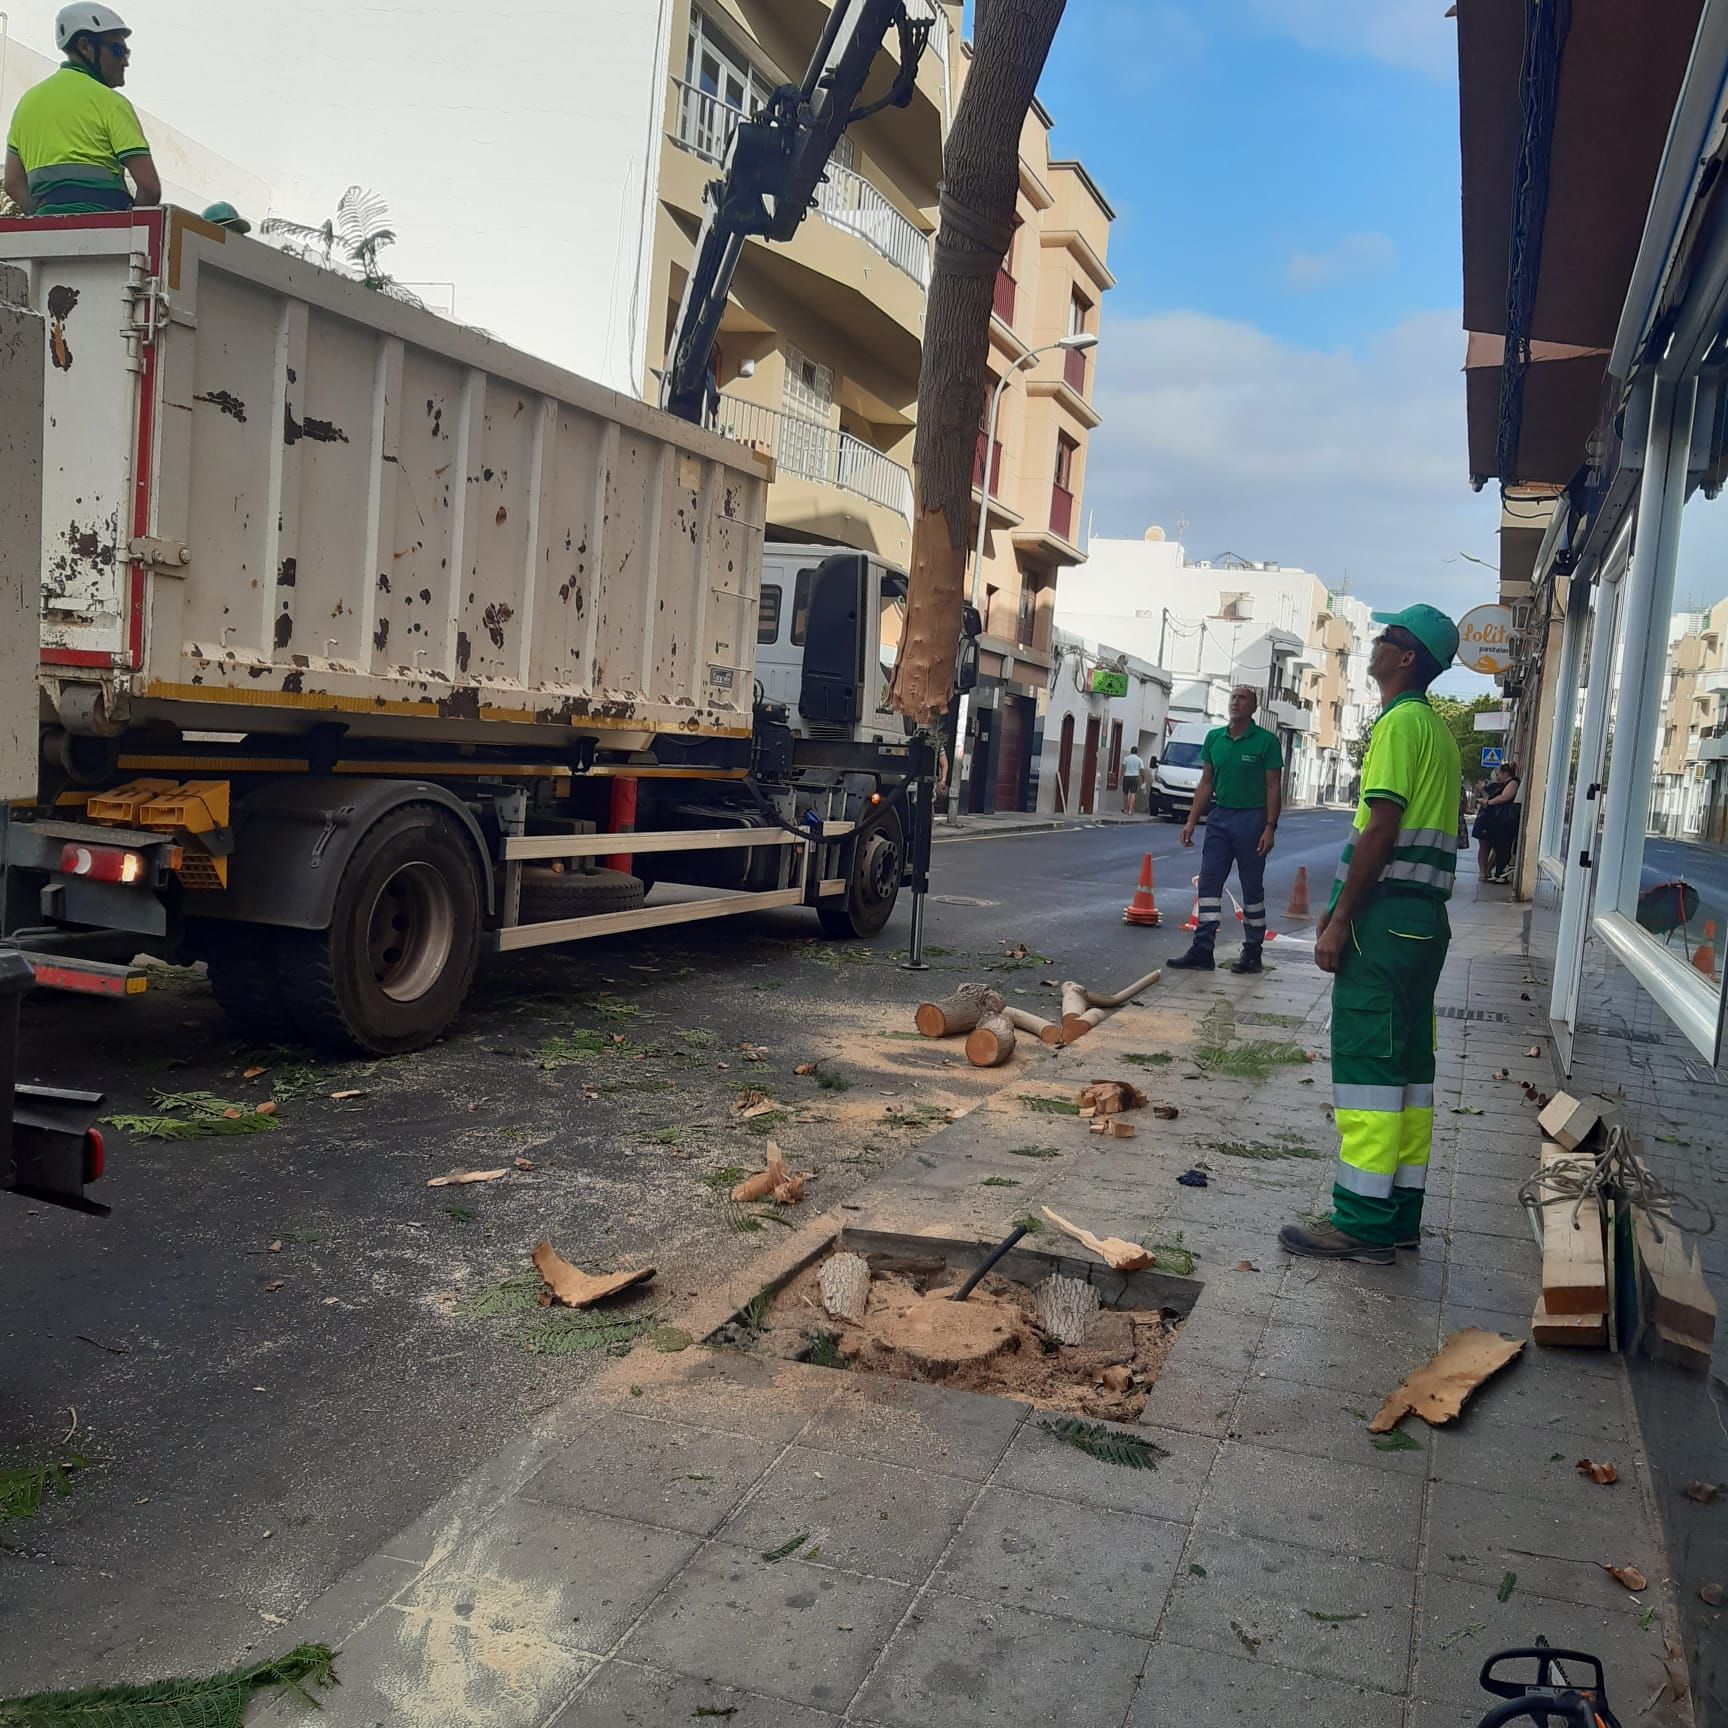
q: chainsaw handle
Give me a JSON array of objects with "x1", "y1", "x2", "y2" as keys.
[{"x1": 1475, "y1": 1699, "x2": 1597, "y2": 1728}]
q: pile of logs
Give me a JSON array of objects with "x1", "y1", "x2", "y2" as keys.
[{"x1": 914, "y1": 968, "x2": 1162, "y2": 1069}]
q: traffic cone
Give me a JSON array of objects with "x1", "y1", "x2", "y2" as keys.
[
  {"x1": 1284, "y1": 866, "x2": 1312, "y2": 923},
  {"x1": 1693, "y1": 920, "x2": 1717, "y2": 978},
  {"x1": 1182, "y1": 878, "x2": 1200, "y2": 931},
  {"x1": 1123, "y1": 853, "x2": 1161, "y2": 926}
]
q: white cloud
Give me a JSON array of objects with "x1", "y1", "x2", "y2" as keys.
[
  {"x1": 1246, "y1": 0, "x2": 1455, "y2": 76},
  {"x1": 1085, "y1": 307, "x2": 1503, "y2": 619},
  {"x1": 1288, "y1": 231, "x2": 1397, "y2": 290}
]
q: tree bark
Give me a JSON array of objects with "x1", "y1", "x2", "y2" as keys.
[
  {"x1": 888, "y1": 0, "x2": 1069, "y2": 724},
  {"x1": 916, "y1": 983, "x2": 1006, "y2": 1037},
  {"x1": 965, "y1": 1012, "x2": 1018, "y2": 1067}
]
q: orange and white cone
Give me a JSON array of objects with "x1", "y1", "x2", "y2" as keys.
[
  {"x1": 1283, "y1": 866, "x2": 1312, "y2": 923},
  {"x1": 1182, "y1": 877, "x2": 1200, "y2": 931},
  {"x1": 1694, "y1": 919, "x2": 1718, "y2": 979},
  {"x1": 1123, "y1": 853, "x2": 1161, "y2": 926}
]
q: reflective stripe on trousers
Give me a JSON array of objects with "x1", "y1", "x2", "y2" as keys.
[{"x1": 1327, "y1": 892, "x2": 1450, "y2": 1245}]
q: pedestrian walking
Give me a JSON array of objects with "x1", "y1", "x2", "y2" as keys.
[
  {"x1": 1168, "y1": 685, "x2": 1282, "y2": 974},
  {"x1": 1280, "y1": 604, "x2": 1463, "y2": 1264},
  {"x1": 1121, "y1": 744, "x2": 1144, "y2": 816}
]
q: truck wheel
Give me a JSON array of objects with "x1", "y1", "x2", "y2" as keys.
[
  {"x1": 277, "y1": 804, "x2": 482, "y2": 1056},
  {"x1": 204, "y1": 925, "x2": 297, "y2": 1043},
  {"x1": 517, "y1": 865, "x2": 645, "y2": 923},
  {"x1": 818, "y1": 808, "x2": 903, "y2": 940}
]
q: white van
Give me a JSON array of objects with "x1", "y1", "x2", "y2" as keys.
[{"x1": 1150, "y1": 720, "x2": 1214, "y2": 820}]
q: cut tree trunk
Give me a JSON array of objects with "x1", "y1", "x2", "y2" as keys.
[
  {"x1": 888, "y1": 0, "x2": 1070, "y2": 724},
  {"x1": 819, "y1": 1252, "x2": 872, "y2": 1324},
  {"x1": 965, "y1": 1012, "x2": 1017, "y2": 1067},
  {"x1": 916, "y1": 983, "x2": 1006, "y2": 1038},
  {"x1": 1036, "y1": 1274, "x2": 1099, "y2": 1346},
  {"x1": 1004, "y1": 1005, "x2": 1062, "y2": 1045},
  {"x1": 1063, "y1": 1006, "x2": 1109, "y2": 1044}
]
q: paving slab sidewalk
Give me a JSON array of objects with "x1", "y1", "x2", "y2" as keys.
[{"x1": 247, "y1": 889, "x2": 1688, "y2": 1728}]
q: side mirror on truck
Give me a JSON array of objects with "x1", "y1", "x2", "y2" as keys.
[{"x1": 956, "y1": 604, "x2": 982, "y2": 695}]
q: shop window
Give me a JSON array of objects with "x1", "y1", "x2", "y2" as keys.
[{"x1": 1624, "y1": 486, "x2": 1728, "y2": 998}]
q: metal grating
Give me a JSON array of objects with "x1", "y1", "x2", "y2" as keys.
[{"x1": 1436, "y1": 1007, "x2": 1509, "y2": 1022}]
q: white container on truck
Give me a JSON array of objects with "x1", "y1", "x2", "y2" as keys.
[
  {"x1": 1150, "y1": 720, "x2": 1212, "y2": 820},
  {"x1": 0, "y1": 210, "x2": 963, "y2": 1055}
]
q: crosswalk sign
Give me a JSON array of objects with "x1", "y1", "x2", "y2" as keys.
[{"x1": 1481, "y1": 746, "x2": 1504, "y2": 768}]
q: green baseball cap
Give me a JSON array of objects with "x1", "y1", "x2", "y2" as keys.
[
  {"x1": 1372, "y1": 603, "x2": 1459, "y2": 669},
  {"x1": 201, "y1": 201, "x2": 251, "y2": 234}
]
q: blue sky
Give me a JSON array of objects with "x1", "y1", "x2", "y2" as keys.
[{"x1": 990, "y1": 0, "x2": 1505, "y2": 665}]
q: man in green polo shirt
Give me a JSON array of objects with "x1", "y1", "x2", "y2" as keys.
[
  {"x1": 1281, "y1": 604, "x2": 1463, "y2": 1264},
  {"x1": 3, "y1": 6, "x2": 160, "y2": 217},
  {"x1": 1169, "y1": 684, "x2": 1283, "y2": 974}
]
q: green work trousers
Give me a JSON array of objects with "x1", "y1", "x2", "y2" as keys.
[{"x1": 1328, "y1": 889, "x2": 1450, "y2": 1246}]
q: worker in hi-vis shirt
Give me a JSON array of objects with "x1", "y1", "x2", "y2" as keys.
[{"x1": 4, "y1": 6, "x2": 160, "y2": 216}]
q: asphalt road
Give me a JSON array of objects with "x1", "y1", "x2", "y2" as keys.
[{"x1": 0, "y1": 809, "x2": 1352, "y2": 1692}]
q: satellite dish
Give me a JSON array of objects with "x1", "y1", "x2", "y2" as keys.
[{"x1": 1144, "y1": 526, "x2": 1166, "y2": 542}]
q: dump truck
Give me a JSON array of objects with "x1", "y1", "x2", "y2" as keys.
[{"x1": 0, "y1": 208, "x2": 966, "y2": 1055}]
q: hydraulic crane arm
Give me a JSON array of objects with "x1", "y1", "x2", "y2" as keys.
[{"x1": 661, "y1": 0, "x2": 933, "y2": 425}]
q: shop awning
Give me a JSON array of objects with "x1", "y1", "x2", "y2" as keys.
[{"x1": 1457, "y1": 0, "x2": 1702, "y2": 488}]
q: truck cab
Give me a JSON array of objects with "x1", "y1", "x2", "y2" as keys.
[
  {"x1": 753, "y1": 543, "x2": 913, "y2": 746},
  {"x1": 1151, "y1": 720, "x2": 1214, "y2": 821}
]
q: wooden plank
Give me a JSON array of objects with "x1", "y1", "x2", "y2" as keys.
[
  {"x1": 1532, "y1": 1294, "x2": 1607, "y2": 1348},
  {"x1": 1538, "y1": 1142, "x2": 1607, "y2": 1316},
  {"x1": 1537, "y1": 1092, "x2": 1604, "y2": 1152},
  {"x1": 1634, "y1": 1212, "x2": 1717, "y2": 1347}
]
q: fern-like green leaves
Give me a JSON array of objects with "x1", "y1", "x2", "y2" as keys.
[{"x1": 1037, "y1": 1418, "x2": 1170, "y2": 1470}]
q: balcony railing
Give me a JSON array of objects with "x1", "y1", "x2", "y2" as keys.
[
  {"x1": 813, "y1": 162, "x2": 932, "y2": 288},
  {"x1": 973, "y1": 433, "x2": 1003, "y2": 495},
  {"x1": 670, "y1": 79, "x2": 930, "y2": 289},
  {"x1": 1050, "y1": 481, "x2": 1075, "y2": 542},
  {"x1": 1062, "y1": 345, "x2": 1088, "y2": 394},
  {"x1": 993, "y1": 267, "x2": 1017, "y2": 327},
  {"x1": 713, "y1": 395, "x2": 913, "y2": 522}
]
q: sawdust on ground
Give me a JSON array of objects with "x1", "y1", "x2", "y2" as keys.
[{"x1": 750, "y1": 1259, "x2": 1182, "y2": 1421}]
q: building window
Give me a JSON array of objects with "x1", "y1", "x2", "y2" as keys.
[
  {"x1": 791, "y1": 567, "x2": 817, "y2": 646},
  {"x1": 1016, "y1": 582, "x2": 1036, "y2": 649},
  {"x1": 1054, "y1": 434, "x2": 1077, "y2": 490},
  {"x1": 757, "y1": 582, "x2": 782, "y2": 645},
  {"x1": 681, "y1": 10, "x2": 774, "y2": 162}
]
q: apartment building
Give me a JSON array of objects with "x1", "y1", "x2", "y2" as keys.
[
  {"x1": 1651, "y1": 599, "x2": 1728, "y2": 844},
  {"x1": 957, "y1": 74, "x2": 1115, "y2": 814},
  {"x1": 642, "y1": 0, "x2": 961, "y2": 570},
  {"x1": 1059, "y1": 531, "x2": 1376, "y2": 805}
]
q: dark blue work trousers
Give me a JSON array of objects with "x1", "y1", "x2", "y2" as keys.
[{"x1": 1195, "y1": 805, "x2": 1267, "y2": 950}]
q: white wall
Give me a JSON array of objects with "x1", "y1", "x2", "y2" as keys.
[
  {"x1": 1036, "y1": 635, "x2": 1171, "y2": 815},
  {"x1": 3, "y1": 0, "x2": 673, "y2": 398}
]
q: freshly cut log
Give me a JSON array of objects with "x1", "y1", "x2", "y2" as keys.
[
  {"x1": 1005, "y1": 1006, "x2": 1062, "y2": 1045},
  {"x1": 1081, "y1": 968, "x2": 1163, "y2": 1010},
  {"x1": 1062, "y1": 1006, "x2": 1109, "y2": 1044},
  {"x1": 1040, "y1": 1206, "x2": 1155, "y2": 1272},
  {"x1": 916, "y1": 984, "x2": 1006, "y2": 1038},
  {"x1": 1060, "y1": 982, "x2": 1089, "y2": 1024},
  {"x1": 1036, "y1": 1274, "x2": 1100, "y2": 1346},
  {"x1": 819, "y1": 1252, "x2": 872, "y2": 1324},
  {"x1": 966, "y1": 1012, "x2": 1018, "y2": 1068}
]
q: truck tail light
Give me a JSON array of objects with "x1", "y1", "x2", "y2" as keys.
[
  {"x1": 60, "y1": 843, "x2": 147, "y2": 885},
  {"x1": 84, "y1": 1128, "x2": 105, "y2": 1183}
]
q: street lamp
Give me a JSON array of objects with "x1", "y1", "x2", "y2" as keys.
[{"x1": 948, "y1": 331, "x2": 1100, "y2": 823}]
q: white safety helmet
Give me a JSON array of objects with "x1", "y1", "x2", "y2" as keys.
[{"x1": 55, "y1": 3, "x2": 130, "y2": 51}]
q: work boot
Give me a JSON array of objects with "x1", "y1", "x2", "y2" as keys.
[
  {"x1": 1167, "y1": 943, "x2": 1216, "y2": 971},
  {"x1": 1277, "y1": 1218, "x2": 1394, "y2": 1265},
  {"x1": 1230, "y1": 946, "x2": 1263, "y2": 975}
]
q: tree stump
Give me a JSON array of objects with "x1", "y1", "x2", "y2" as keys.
[
  {"x1": 916, "y1": 984, "x2": 1006, "y2": 1038},
  {"x1": 873, "y1": 1291, "x2": 1024, "y2": 1375},
  {"x1": 965, "y1": 1012, "x2": 1017, "y2": 1067}
]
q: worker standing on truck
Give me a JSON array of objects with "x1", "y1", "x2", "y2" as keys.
[
  {"x1": 1167, "y1": 685, "x2": 1282, "y2": 974},
  {"x1": 3, "y1": 6, "x2": 159, "y2": 216},
  {"x1": 1279, "y1": 605, "x2": 1462, "y2": 1265}
]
